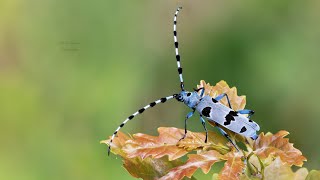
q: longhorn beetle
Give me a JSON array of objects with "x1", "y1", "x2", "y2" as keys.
[{"x1": 107, "y1": 7, "x2": 260, "y2": 155}]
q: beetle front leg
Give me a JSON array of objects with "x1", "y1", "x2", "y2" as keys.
[
  {"x1": 214, "y1": 93, "x2": 232, "y2": 109},
  {"x1": 200, "y1": 115, "x2": 208, "y2": 143},
  {"x1": 179, "y1": 110, "x2": 195, "y2": 141}
]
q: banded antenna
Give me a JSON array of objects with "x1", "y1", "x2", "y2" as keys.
[
  {"x1": 107, "y1": 6, "x2": 260, "y2": 157},
  {"x1": 173, "y1": 7, "x2": 185, "y2": 91},
  {"x1": 108, "y1": 95, "x2": 175, "y2": 155}
]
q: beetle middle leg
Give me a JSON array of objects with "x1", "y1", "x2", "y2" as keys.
[{"x1": 214, "y1": 93, "x2": 232, "y2": 109}]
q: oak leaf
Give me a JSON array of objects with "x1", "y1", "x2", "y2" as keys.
[
  {"x1": 123, "y1": 127, "x2": 230, "y2": 161},
  {"x1": 122, "y1": 127, "x2": 189, "y2": 161},
  {"x1": 176, "y1": 129, "x2": 229, "y2": 153},
  {"x1": 218, "y1": 152, "x2": 246, "y2": 180},
  {"x1": 253, "y1": 131, "x2": 307, "y2": 167},
  {"x1": 159, "y1": 150, "x2": 223, "y2": 180},
  {"x1": 101, "y1": 130, "x2": 130, "y2": 157},
  {"x1": 123, "y1": 156, "x2": 184, "y2": 180},
  {"x1": 198, "y1": 80, "x2": 246, "y2": 111},
  {"x1": 101, "y1": 131, "x2": 184, "y2": 180},
  {"x1": 263, "y1": 157, "x2": 308, "y2": 180}
]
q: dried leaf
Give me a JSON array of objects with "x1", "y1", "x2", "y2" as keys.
[
  {"x1": 159, "y1": 150, "x2": 223, "y2": 180},
  {"x1": 177, "y1": 130, "x2": 229, "y2": 154},
  {"x1": 101, "y1": 131, "x2": 184, "y2": 180},
  {"x1": 123, "y1": 156, "x2": 184, "y2": 180},
  {"x1": 218, "y1": 152, "x2": 246, "y2": 180},
  {"x1": 100, "y1": 130, "x2": 130, "y2": 157},
  {"x1": 122, "y1": 127, "x2": 189, "y2": 161},
  {"x1": 198, "y1": 80, "x2": 246, "y2": 111},
  {"x1": 264, "y1": 157, "x2": 308, "y2": 180},
  {"x1": 253, "y1": 131, "x2": 307, "y2": 166},
  {"x1": 123, "y1": 127, "x2": 230, "y2": 161},
  {"x1": 102, "y1": 124, "x2": 308, "y2": 180}
]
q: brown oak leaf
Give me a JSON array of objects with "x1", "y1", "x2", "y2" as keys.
[
  {"x1": 253, "y1": 131, "x2": 307, "y2": 167},
  {"x1": 176, "y1": 130, "x2": 229, "y2": 153},
  {"x1": 159, "y1": 150, "x2": 223, "y2": 180},
  {"x1": 198, "y1": 80, "x2": 246, "y2": 111},
  {"x1": 218, "y1": 151, "x2": 246, "y2": 180},
  {"x1": 101, "y1": 130, "x2": 130, "y2": 157},
  {"x1": 123, "y1": 156, "x2": 184, "y2": 180},
  {"x1": 122, "y1": 127, "x2": 189, "y2": 161},
  {"x1": 123, "y1": 127, "x2": 229, "y2": 161},
  {"x1": 101, "y1": 131, "x2": 184, "y2": 180}
]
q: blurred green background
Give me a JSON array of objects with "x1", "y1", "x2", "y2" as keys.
[{"x1": 1, "y1": 0, "x2": 320, "y2": 179}]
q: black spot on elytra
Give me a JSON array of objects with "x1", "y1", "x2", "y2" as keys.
[
  {"x1": 229, "y1": 111, "x2": 238, "y2": 116},
  {"x1": 138, "y1": 108, "x2": 145, "y2": 113},
  {"x1": 202, "y1": 107, "x2": 211, "y2": 117},
  {"x1": 187, "y1": 92, "x2": 191, "y2": 97},
  {"x1": 224, "y1": 111, "x2": 238, "y2": 126},
  {"x1": 160, "y1": 98, "x2": 167, "y2": 103},
  {"x1": 150, "y1": 102, "x2": 156, "y2": 107},
  {"x1": 224, "y1": 114, "x2": 235, "y2": 126},
  {"x1": 128, "y1": 115, "x2": 134, "y2": 120},
  {"x1": 212, "y1": 98, "x2": 218, "y2": 103},
  {"x1": 240, "y1": 126, "x2": 247, "y2": 133},
  {"x1": 249, "y1": 119, "x2": 253, "y2": 122}
]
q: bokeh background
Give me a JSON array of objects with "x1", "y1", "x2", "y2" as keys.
[{"x1": 1, "y1": 0, "x2": 320, "y2": 179}]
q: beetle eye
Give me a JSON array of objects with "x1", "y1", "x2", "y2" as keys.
[{"x1": 187, "y1": 92, "x2": 191, "y2": 96}]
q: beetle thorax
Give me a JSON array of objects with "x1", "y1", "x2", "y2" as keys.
[{"x1": 175, "y1": 91, "x2": 201, "y2": 108}]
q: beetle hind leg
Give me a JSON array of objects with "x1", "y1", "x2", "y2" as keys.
[{"x1": 216, "y1": 124, "x2": 240, "y2": 151}]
